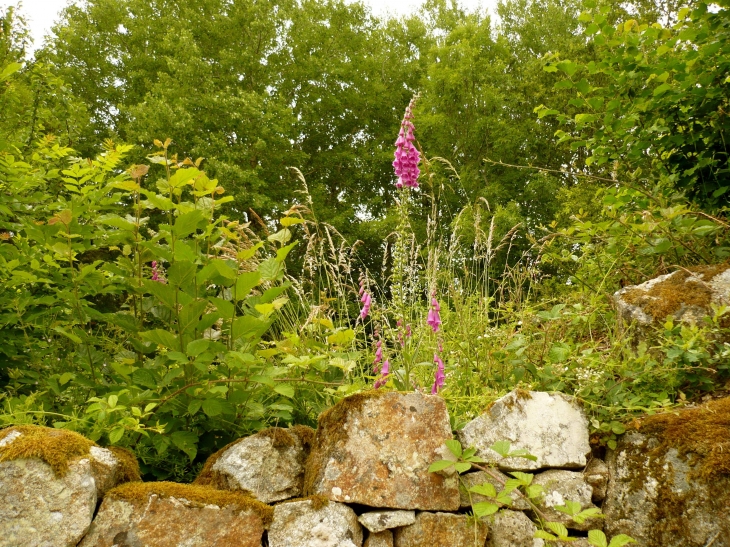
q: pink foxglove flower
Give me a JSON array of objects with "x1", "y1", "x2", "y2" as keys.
[
  {"x1": 373, "y1": 339, "x2": 383, "y2": 373},
  {"x1": 427, "y1": 296, "x2": 442, "y2": 332},
  {"x1": 360, "y1": 292, "x2": 372, "y2": 319},
  {"x1": 431, "y1": 353, "x2": 445, "y2": 394},
  {"x1": 374, "y1": 359, "x2": 390, "y2": 389},
  {"x1": 393, "y1": 98, "x2": 421, "y2": 189},
  {"x1": 151, "y1": 261, "x2": 165, "y2": 283}
]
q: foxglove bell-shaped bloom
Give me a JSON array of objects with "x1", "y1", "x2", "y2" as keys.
[
  {"x1": 431, "y1": 353, "x2": 445, "y2": 394},
  {"x1": 373, "y1": 339, "x2": 383, "y2": 372},
  {"x1": 374, "y1": 359, "x2": 390, "y2": 389},
  {"x1": 393, "y1": 99, "x2": 421, "y2": 189},
  {"x1": 427, "y1": 296, "x2": 442, "y2": 332},
  {"x1": 360, "y1": 292, "x2": 372, "y2": 319}
]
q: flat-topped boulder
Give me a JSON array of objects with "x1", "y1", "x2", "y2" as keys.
[
  {"x1": 195, "y1": 425, "x2": 314, "y2": 503},
  {"x1": 304, "y1": 391, "x2": 459, "y2": 510},
  {"x1": 268, "y1": 498, "x2": 362, "y2": 547},
  {"x1": 358, "y1": 510, "x2": 416, "y2": 533},
  {"x1": 604, "y1": 396, "x2": 730, "y2": 547},
  {"x1": 614, "y1": 263, "x2": 730, "y2": 325},
  {"x1": 78, "y1": 482, "x2": 271, "y2": 547},
  {"x1": 0, "y1": 425, "x2": 139, "y2": 547},
  {"x1": 458, "y1": 390, "x2": 590, "y2": 471},
  {"x1": 393, "y1": 512, "x2": 488, "y2": 547},
  {"x1": 484, "y1": 510, "x2": 543, "y2": 547}
]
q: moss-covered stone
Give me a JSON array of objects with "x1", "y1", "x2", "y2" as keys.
[
  {"x1": 0, "y1": 425, "x2": 95, "y2": 477},
  {"x1": 107, "y1": 481, "x2": 274, "y2": 526}
]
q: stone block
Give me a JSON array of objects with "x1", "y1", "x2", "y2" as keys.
[
  {"x1": 393, "y1": 512, "x2": 488, "y2": 547},
  {"x1": 269, "y1": 498, "x2": 362, "y2": 547}
]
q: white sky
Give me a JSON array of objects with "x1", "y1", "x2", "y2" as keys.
[{"x1": 16, "y1": 0, "x2": 496, "y2": 54}]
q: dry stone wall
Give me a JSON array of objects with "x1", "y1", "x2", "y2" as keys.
[{"x1": 0, "y1": 389, "x2": 728, "y2": 546}]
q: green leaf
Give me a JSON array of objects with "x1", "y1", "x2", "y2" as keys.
[
  {"x1": 607, "y1": 534, "x2": 637, "y2": 547},
  {"x1": 144, "y1": 280, "x2": 178, "y2": 309},
  {"x1": 54, "y1": 326, "x2": 82, "y2": 344},
  {"x1": 0, "y1": 62, "x2": 22, "y2": 82},
  {"x1": 454, "y1": 462, "x2": 472, "y2": 474},
  {"x1": 234, "y1": 271, "x2": 261, "y2": 301},
  {"x1": 276, "y1": 241, "x2": 298, "y2": 262},
  {"x1": 188, "y1": 399, "x2": 202, "y2": 415},
  {"x1": 280, "y1": 217, "x2": 305, "y2": 227},
  {"x1": 472, "y1": 502, "x2": 500, "y2": 517},
  {"x1": 546, "y1": 522, "x2": 569, "y2": 538},
  {"x1": 170, "y1": 431, "x2": 198, "y2": 461},
  {"x1": 231, "y1": 315, "x2": 270, "y2": 342},
  {"x1": 576, "y1": 78, "x2": 590, "y2": 95},
  {"x1": 469, "y1": 483, "x2": 496, "y2": 497},
  {"x1": 202, "y1": 398, "x2": 224, "y2": 417},
  {"x1": 258, "y1": 257, "x2": 281, "y2": 281},
  {"x1": 274, "y1": 383, "x2": 295, "y2": 398},
  {"x1": 445, "y1": 439, "x2": 463, "y2": 457},
  {"x1": 555, "y1": 500, "x2": 581, "y2": 515},
  {"x1": 108, "y1": 427, "x2": 124, "y2": 444},
  {"x1": 556, "y1": 60, "x2": 578, "y2": 76},
  {"x1": 490, "y1": 440, "x2": 511, "y2": 457},
  {"x1": 588, "y1": 530, "x2": 608, "y2": 547},
  {"x1": 509, "y1": 471, "x2": 533, "y2": 486},
  {"x1": 428, "y1": 460, "x2": 455, "y2": 472},
  {"x1": 653, "y1": 83, "x2": 672, "y2": 96},
  {"x1": 140, "y1": 329, "x2": 179, "y2": 350},
  {"x1": 534, "y1": 530, "x2": 558, "y2": 541},
  {"x1": 173, "y1": 209, "x2": 206, "y2": 237},
  {"x1": 166, "y1": 260, "x2": 197, "y2": 288},
  {"x1": 327, "y1": 328, "x2": 355, "y2": 346},
  {"x1": 187, "y1": 339, "x2": 210, "y2": 357},
  {"x1": 268, "y1": 228, "x2": 292, "y2": 245},
  {"x1": 132, "y1": 369, "x2": 157, "y2": 389}
]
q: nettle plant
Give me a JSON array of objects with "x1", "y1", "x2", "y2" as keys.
[
  {"x1": 430, "y1": 440, "x2": 635, "y2": 547},
  {"x1": 0, "y1": 137, "x2": 347, "y2": 478}
]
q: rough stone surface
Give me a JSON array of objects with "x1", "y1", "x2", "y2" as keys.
[
  {"x1": 457, "y1": 390, "x2": 590, "y2": 471},
  {"x1": 269, "y1": 499, "x2": 363, "y2": 547},
  {"x1": 364, "y1": 531, "x2": 394, "y2": 547},
  {"x1": 201, "y1": 427, "x2": 311, "y2": 503},
  {"x1": 532, "y1": 469, "x2": 601, "y2": 531},
  {"x1": 394, "y1": 512, "x2": 488, "y2": 547},
  {"x1": 78, "y1": 492, "x2": 265, "y2": 547},
  {"x1": 614, "y1": 265, "x2": 730, "y2": 325},
  {"x1": 459, "y1": 470, "x2": 530, "y2": 511},
  {"x1": 604, "y1": 430, "x2": 730, "y2": 547},
  {"x1": 305, "y1": 391, "x2": 459, "y2": 510},
  {"x1": 89, "y1": 446, "x2": 136, "y2": 500},
  {"x1": 583, "y1": 458, "x2": 609, "y2": 502},
  {"x1": 483, "y1": 510, "x2": 543, "y2": 547},
  {"x1": 358, "y1": 510, "x2": 416, "y2": 533},
  {"x1": 0, "y1": 457, "x2": 96, "y2": 547}
]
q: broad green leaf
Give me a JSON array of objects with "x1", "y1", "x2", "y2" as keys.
[
  {"x1": 276, "y1": 241, "x2": 298, "y2": 262},
  {"x1": 0, "y1": 62, "x2": 22, "y2": 82},
  {"x1": 608, "y1": 534, "x2": 637, "y2": 547},
  {"x1": 258, "y1": 257, "x2": 281, "y2": 281},
  {"x1": 187, "y1": 339, "x2": 210, "y2": 357},
  {"x1": 469, "y1": 483, "x2": 496, "y2": 497},
  {"x1": 428, "y1": 460, "x2": 455, "y2": 472},
  {"x1": 280, "y1": 216, "x2": 305, "y2": 227},
  {"x1": 274, "y1": 383, "x2": 295, "y2": 398},
  {"x1": 132, "y1": 369, "x2": 157, "y2": 389},
  {"x1": 588, "y1": 530, "x2": 608, "y2": 547},
  {"x1": 490, "y1": 440, "x2": 511, "y2": 457},
  {"x1": 108, "y1": 427, "x2": 124, "y2": 444},
  {"x1": 202, "y1": 398, "x2": 224, "y2": 417},
  {"x1": 188, "y1": 399, "x2": 202, "y2": 415},
  {"x1": 170, "y1": 431, "x2": 198, "y2": 461},
  {"x1": 472, "y1": 502, "x2": 500, "y2": 517},
  {"x1": 534, "y1": 531, "x2": 558, "y2": 541},
  {"x1": 143, "y1": 280, "x2": 177, "y2": 309},
  {"x1": 166, "y1": 260, "x2": 197, "y2": 287},
  {"x1": 445, "y1": 439, "x2": 463, "y2": 457},
  {"x1": 327, "y1": 328, "x2": 355, "y2": 346},
  {"x1": 454, "y1": 462, "x2": 472, "y2": 474},
  {"x1": 556, "y1": 60, "x2": 578, "y2": 76},
  {"x1": 234, "y1": 271, "x2": 261, "y2": 301},
  {"x1": 173, "y1": 210, "x2": 206, "y2": 237},
  {"x1": 509, "y1": 471, "x2": 533, "y2": 486},
  {"x1": 140, "y1": 329, "x2": 179, "y2": 350},
  {"x1": 546, "y1": 522, "x2": 569, "y2": 538},
  {"x1": 268, "y1": 228, "x2": 292, "y2": 245}
]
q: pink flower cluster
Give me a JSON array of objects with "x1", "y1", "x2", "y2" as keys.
[
  {"x1": 427, "y1": 296, "x2": 441, "y2": 332},
  {"x1": 393, "y1": 98, "x2": 421, "y2": 189},
  {"x1": 359, "y1": 280, "x2": 372, "y2": 319},
  {"x1": 151, "y1": 261, "x2": 165, "y2": 283},
  {"x1": 431, "y1": 353, "x2": 445, "y2": 394}
]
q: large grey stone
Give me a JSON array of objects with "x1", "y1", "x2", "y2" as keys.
[
  {"x1": 195, "y1": 426, "x2": 313, "y2": 503},
  {"x1": 304, "y1": 391, "x2": 459, "y2": 510},
  {"x1": 604, "y1": 428, "x2": 730, "y2": 547},
  {"x1": 394, "y1": 512, "x2": 488, "y2": 547},
  {"x1": 458, "y1": 390, "x2": 590, "y2": 471},
  {"x1": 358, "y1": 510, "x2": 416, "y2": 533},
  {"x1": 614, "y1": 265, "x2": 730, "y2": 325},
  {"x1": 459, "y1": 470, "x2": 530, "y2": 511},
  {"x1": 78, "y1": 482, "x2": 270, "y2": 547},
  {"x1": 0, "y1": 425, "x2": 135, "y2": 547},
  {"x1": 269, "y1": 499, "x2": 363, "y2": 547},
  {"x1": 532, "y1": 469, "x2": 601, "y2": 532},
  {"x1": 483, "y1": 510, "x2": 543, "y2": 547}
]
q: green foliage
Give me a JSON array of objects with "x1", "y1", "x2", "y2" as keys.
[
  {"x1": 429, "y1": 439, "x2": 634, "y2": 545},
  {"x1": 538, "y1": 0, "x2": 730, "y2": 209}
]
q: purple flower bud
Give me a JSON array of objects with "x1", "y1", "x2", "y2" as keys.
[
  {"x1": 360, "y1": 292, "x2": 372, "y2": 319},
  {"x1": 374, "y1": 359, "x2": 390, "y2": 389}
]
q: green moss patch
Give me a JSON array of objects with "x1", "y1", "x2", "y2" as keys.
[
  {"x1": 622, "y1": 262, "x2": 729, "y2": 321},
  {"x1": 107, "y1": 481, "x2": 274, "y2": 525},
  {"x1": 107, "y1": 446, "x2": 142, "y2": 483},
  {"x1": 277, "y1": 493, "x2": 329, "y2": 510},
  {"x1": 0, "y1": 425, "x2": 95, "y2": 477},
  {"x1": 638, "y1": 396, "x2": 730, "y2": 479}
]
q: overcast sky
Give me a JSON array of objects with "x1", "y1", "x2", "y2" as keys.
[{"x1": 18, "y1": 0, "x2": 496, "y2": 54}]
